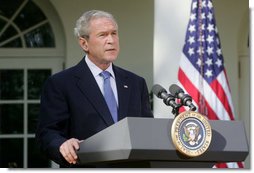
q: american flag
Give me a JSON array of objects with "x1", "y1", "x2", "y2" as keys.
[{"x1": 177, "y1": 0, "x2": 244, "y2": 168}]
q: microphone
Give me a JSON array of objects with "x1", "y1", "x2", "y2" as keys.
[
  {"x1": 169, "y1": 84, "x2": 196, "y2": 111},
  {"x1": 152, "y1": 84, "x2": 178, "y2": 109}
]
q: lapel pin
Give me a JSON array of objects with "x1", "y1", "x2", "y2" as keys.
[{"x1": 124, "y1": 85, "x2": 128, "y2": 88}]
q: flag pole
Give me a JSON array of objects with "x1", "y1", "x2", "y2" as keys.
[{"x1": 198, "y1": 0, "x2": 207, "y2": 116}]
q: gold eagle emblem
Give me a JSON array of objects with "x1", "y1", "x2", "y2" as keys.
[{"x1": 183, "y1": 122, "x2": 201, "y2": 146}]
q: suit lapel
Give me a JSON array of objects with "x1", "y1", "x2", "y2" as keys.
[
  {"x1": 74, "y1": 58, "x2": 114, "y2": 126},
  {"x1": 114, "y1": 66, "x2": 131, "y2": 121}
]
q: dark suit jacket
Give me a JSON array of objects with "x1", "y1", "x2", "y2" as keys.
[{"x1": 36, "y1": 57, "x2": 153, "y2": 167}]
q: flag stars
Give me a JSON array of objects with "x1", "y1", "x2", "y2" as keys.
[
  {"x1": 202, "y1": 0, "x2": 207, "y2": 7},
  {"x1": 205, "y1": 58, "x2": 213, "y2": 67},
  {"x1": 183, "y1": 0, "x2": 226, "y2": 82},
  {"x1": 201, "y1": 13, "x2": 206, "y2": 20},
  {"x1": 207, "y1": 12, "x2": 213, "y2": 21},
  {"x1": 207, "y1": 24, "x2": 214, "y2": 32},
  {"x1": 196, "y1": 58, "x2": 202, "y2": 67},
  {"x1": 207, "y1": 46, "x2": 214, "y2": 55},
  {"x1": 215, "y1": 58, "x2": 223, "y2": 67},
  {"x1": 188, "y1": 47, "x2": 195, "y2": 56},
  {"x1": 188, "y1": 36, "x2": 195, "y2": 45},
  {"x1": 192, "y1": 1, "x2": 197, "y2": 10},
  {"x1": 206, "y1": 35, "x2": 214, "y2": 44},
  {"x1": 188, "y1": 24, "x2": 196, "y2": 33},
  {"x1": 190, "y1": 13, "x2": 196, "y2": 21},
  {"x1": 205, "y1": 69, "x2": 213, "y2": 78},
  {"x1": 202, "y1": 24, "x2": 205, "y2": 30},
  {"x1": 207, "y1": 0, "x2": 213, "y2": 9},
  {"x1": 216, "y1": 48, "x2": 222, "y2": 56}
]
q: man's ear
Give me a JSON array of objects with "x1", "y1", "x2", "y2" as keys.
[{"x1": 79, "y1": 37, "x2": 89, "y2": 52}]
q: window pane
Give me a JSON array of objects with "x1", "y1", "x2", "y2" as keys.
[
  {"x1": 25, "y1": 23, "x2": 55, "y2": 48},
  {"x1": 0, "y1": 19, "x2": 6, "y2": 33},
  {"x1": 0, "y1": 104, "x2": 23, "y2": 134},
  {"x1": 28, "y1": 69, "x2": 51, "y2": 99},
  {"x1": 0, "y1": 0, "x2": 24, "y2": 18},
  {"x1": 0, "y1": 138, "x2": 23, "y2": 168},
  {"x1": 14, "y1": 0, "x2": 46, "y2": 31},
  {"x1": 0, "y1": 26, "x2": 18, "y2": 42},
  {"x1": 28, "y1": 138, "x2": 50, "y2": 168},
  {"x1": 1, "y1": 38, "x2": 22, "y2": 48},
  {"x1": 28, "y1": 104, "x2": 39, "y2": 134},
  {"x1": 0, "y1": 70, "x2": 24, "y2": 100}
]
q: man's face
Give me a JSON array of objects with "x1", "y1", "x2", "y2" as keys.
[{"x1": 80, "y1": 17, "x2": 120, "y2": 69}]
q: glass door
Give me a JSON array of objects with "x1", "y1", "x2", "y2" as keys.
[{"x1": 0, "y1": 58, "x2": 62, "y2": 168}]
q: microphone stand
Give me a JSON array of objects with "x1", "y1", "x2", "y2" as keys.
[
  {"x1": 171, "y1": 103, "x2": 197, "y2": 118},
  {"x1": 171, "y1": 103, "x2": 182, "y2": 118}
]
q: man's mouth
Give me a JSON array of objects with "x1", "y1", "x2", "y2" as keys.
[{"x1": 106, "y1": 48, "x2": 116, "y2": 52}]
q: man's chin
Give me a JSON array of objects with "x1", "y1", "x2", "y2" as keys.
[{"x1": 106, "y1": 56, "x2": 118, "y2": 62}]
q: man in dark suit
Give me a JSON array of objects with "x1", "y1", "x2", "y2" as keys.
[{"x1": 36, "y1": 10, "x2": 153, "y2": 167}]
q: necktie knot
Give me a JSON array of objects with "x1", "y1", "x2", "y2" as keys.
[{"x1": 100, "y1": 71, "x2": 111, "y2": 80}]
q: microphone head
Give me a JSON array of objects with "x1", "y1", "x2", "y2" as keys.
[
  {"x1": 152, "y1": 84, "x2": 167, "y2": 99},
  {"x1": 169, "y1": 84, "x2": 184, "y2": 96}
]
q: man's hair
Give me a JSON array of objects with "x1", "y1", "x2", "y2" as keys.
[{"x1": 74, "y1": 10, "x2": 118, "y2": 39}]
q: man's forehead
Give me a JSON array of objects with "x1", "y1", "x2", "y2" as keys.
[{"x1": 89, "y1": 18, "x2": 118, "y2": 32}]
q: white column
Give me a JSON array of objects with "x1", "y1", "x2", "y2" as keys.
[{"x1": 153, "y1": 0, "x2": 191, "y2": 118}]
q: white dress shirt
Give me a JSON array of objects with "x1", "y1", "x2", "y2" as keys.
[{"x1": 85, "y1": 55, "x2": 119, "y2": 105}]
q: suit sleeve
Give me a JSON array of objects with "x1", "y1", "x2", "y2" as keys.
[{"x1": 36, "y1": 76, "x2": 71, "y2": 167}]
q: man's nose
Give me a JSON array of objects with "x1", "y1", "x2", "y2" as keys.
[{"x1": 106, "y1": 34, "x2": 115, "y2": 43}]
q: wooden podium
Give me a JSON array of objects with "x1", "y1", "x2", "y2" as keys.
[{"x1": 76, "y1": 117, "x2": 249, "y2": 168}]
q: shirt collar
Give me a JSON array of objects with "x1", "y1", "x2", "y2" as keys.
[{"x1": 85, "y1": 55, "x2": 115, "y2": 79}]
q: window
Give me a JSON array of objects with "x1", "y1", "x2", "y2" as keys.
[
  {"x1": 0, "y1": 58, "x2": 63, "y2": 168},
  {"x1": 0, "y1": 0, "x2": 64, "y2": 168},
  {"x1": 0, "y1": 0, "x2": 55, "y2": 48},
  {"x1": 0, "y1": 68, "x2": 51, "y2": 168}
]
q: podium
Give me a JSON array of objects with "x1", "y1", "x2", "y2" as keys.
[{"x1": 77, "y1": 117, "x2": 249, "y2": 168}]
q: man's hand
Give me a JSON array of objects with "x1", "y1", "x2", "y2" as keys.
[{"x1": 59, "y1": 138, "x2": 83, "y2": 164}]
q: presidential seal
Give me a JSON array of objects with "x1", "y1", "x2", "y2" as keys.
[{"x1": 171, "y1": 111, "x2": 212, "y2": 157}]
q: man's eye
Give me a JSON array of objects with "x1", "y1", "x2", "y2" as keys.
[{"x1": 99, "y1": 33, "x2": 106, "y2": 37}]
